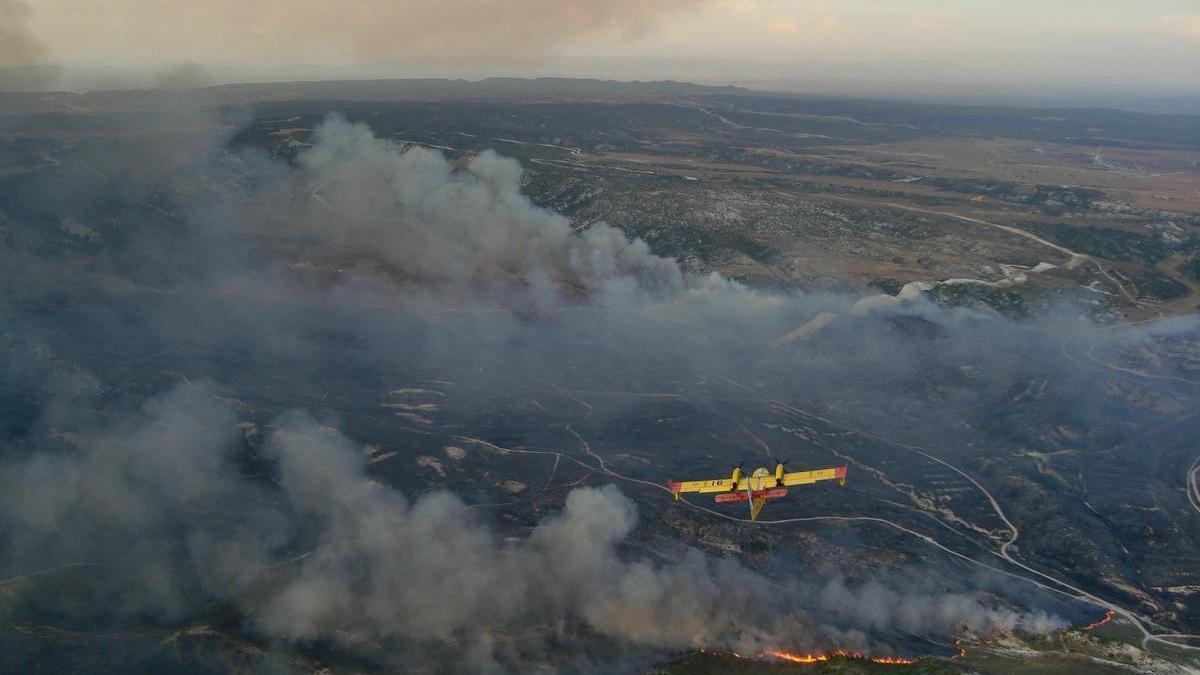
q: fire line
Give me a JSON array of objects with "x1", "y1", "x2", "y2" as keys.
[
  {"x1": 1083, "y1": 609, "x2": 1115, "y2": 631},
  {"x1": 763, "y1": 648, "x2": 916, "y2": 665}
]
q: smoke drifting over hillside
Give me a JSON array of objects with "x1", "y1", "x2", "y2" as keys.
[
  {"x1": 287, "y1": 117, "x2": 686, "y2": 302},
  {"x1": 0, "y1": 384, "x2": 1063, "y2": 671},
  {"x1": 0, "y1": 111, "x2": 1185, "y2": 671}
]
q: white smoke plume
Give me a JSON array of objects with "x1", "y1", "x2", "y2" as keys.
[{"x1": 253, "y1": 115, "x2": 686, "y2": 306}]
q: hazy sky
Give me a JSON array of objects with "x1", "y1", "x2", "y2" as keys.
[{"x1": 11, "y1": 0, "x2": 1200, "y2": 91}]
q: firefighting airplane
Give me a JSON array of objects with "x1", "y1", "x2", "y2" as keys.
[{"x1": 668, "y1": 462, "x2": 847, "y2": 520}]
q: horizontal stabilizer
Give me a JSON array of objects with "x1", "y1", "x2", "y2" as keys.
[{"x1": 714, "y1": 488, "x2": 787, "y2": 503}]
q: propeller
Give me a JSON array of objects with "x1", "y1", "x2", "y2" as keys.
[{"x1": 768, "y1": 455, "x2": 789, "y2": 480}]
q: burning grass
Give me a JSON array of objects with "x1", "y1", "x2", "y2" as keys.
[
  {"x1": 667, "y1": 647, "x2": 941, "y2": 672},
  {"x1": 766, "y1": 650, "x2": 916, "y2": 665},
  {"x1": 1081, "y1": 610, "x2": 1115, "y2": 632}
]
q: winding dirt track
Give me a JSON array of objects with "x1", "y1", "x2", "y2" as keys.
[
  {"x1": 811, "y1": 193, "x2": 1194, "y2": 320},
  {"x1": 0, "y1": 562, "x2": 105, "y2": 589},
  {"x1": 1187, "y1": 454, "x2": 1200, "y2": 520}
]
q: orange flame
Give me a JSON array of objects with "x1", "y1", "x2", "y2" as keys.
[
  {"x1": 768, "y1": 650, "x2": 830, "y2": 663},
  {"x1": 952, "y1": 639, "x2": 967, "y2": 659},
  {"x1": 766, "y1": 649, "x2": 915, "y2": 665},
  {"x1": 1083, "y1": 609, "x2": 1115, "y2": 631},
  {"x1": 871, "y1": 655, "x2": 918, "y2": 665}
]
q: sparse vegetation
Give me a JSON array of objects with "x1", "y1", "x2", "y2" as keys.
[
  {"x1": 1132, "y1": 271, "x2": 1190, "y2": 300},
  {"x1": 1019, "y1": 222, "x2": 1176, "y2": 263},
  {"x1": 1182, "y1": 256, "x2": 1200, "y2": 282}
]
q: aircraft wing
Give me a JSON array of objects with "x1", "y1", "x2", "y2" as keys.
[
  {"x1": 671, "y1": 478, "x2": 735, "y2": 494},
  {"x1": 781, "y1": 465, "x2": 847, "y2": 486}
]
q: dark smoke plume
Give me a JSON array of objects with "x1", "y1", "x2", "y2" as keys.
[{"x1": 2, "y1": 109, "x2": 1185, "y2": 672}]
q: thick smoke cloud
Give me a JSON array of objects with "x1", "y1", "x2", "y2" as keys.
[
  {"x1": 1, "y1": 109, "x2": 1171, "y2": 671},
  {"x1": 278, "y1": 116, "x2": 686, "y2": 304},
  {"x1": 0, "y1": 383, "x2": 1061, "y2": 671}
]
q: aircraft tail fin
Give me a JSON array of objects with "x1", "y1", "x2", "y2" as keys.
[{"x1": 750, "y1": 497, "x2": 766, "y2": 520}]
